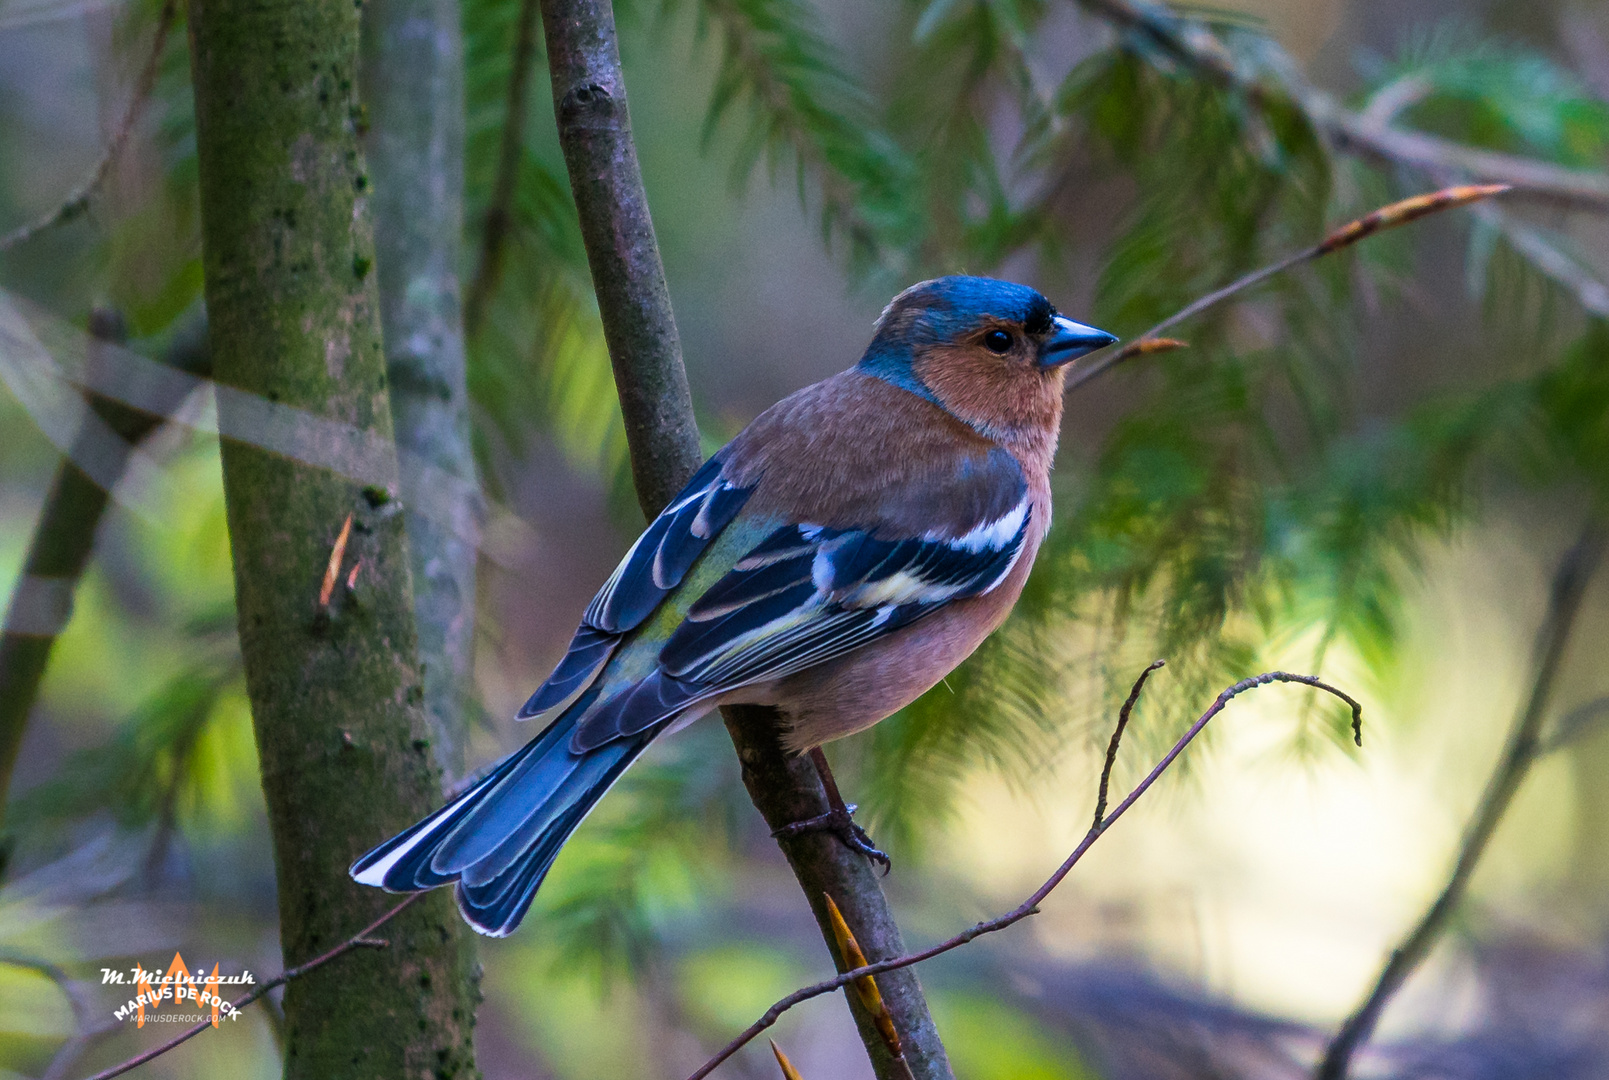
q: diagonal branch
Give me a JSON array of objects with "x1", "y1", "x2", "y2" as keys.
[
  {"x1": 1067, "y1": 184, "x2": 1510, "y2": 392},
  {"x1": 1315, "y1": 519, "x2": 1606, "y2": 1079},
  {"x1": 1075, "y1": 0, "x2": 1609, "y2": 213},
  {"x1": 0, "y1": 0, "x2": 177, "y2": 253},
  {"x1": 0, "y1": 312, "x2": 208, "y2": 834},
  {"x1": 0, "y1": 953, "x2": 120, "y2": 1080},
  {"x1": 687, "y1": 670, "x2": 1363, "y2": 1079}
]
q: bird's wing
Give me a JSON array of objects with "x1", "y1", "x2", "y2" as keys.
[
  {"x1": 516, "y1": 454, "x2": 754, "y2": 719},
  {"x1": 568, "y1": 460, "x2": 1033, "y2": 752}
]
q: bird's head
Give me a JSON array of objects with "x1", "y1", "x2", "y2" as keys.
[{"x1": 857, "y1": 275, "x2": 1115, "y2": 454}]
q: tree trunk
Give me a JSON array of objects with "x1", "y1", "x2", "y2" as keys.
[
  {"x1": 185, "y1": 0, "x2": 480, "y2": 1075},
  {"x1": 362, "y1": 0, "x2": 478, "y2": 784}
]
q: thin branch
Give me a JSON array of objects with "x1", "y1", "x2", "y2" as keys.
[
  {"x1": 76, "y1": 893, "x2": 423, "y2": 1080},
  {"x1": 0, "y1": 311, "x2": 208, "y2": 828},
  {"x1": 1066, "y1": 184, "x2": 1509, "y2": 392},
  {"x1": 1541, "y1": 694, "x2": 1609, "y2": 755},
  {"x1": 0, "y1": 0, "x2": 176, "y2": 253},
  {"x1": 463, "y1": 0, "x2": 542, "y2": 337},
  {"x1": 1075, "y1": 0, "x2": 1609, "y2": 213},
  {"x1": 1316, "y1": 520, "x2": 1606, "y2": 1080},
  {"x1": 0, "y1": 952, "x2": 119, "y2": 1080},
  {"x1": 688, "y1": 670, "x2": 1364, "y2": 1080}
]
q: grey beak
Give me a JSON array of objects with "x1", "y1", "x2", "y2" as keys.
[{"x1": 1039, "y1": 314, "x2": 1117, "y2": 368}]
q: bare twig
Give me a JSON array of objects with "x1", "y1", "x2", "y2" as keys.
[
  {"x1": 0, "y1": 953, "x2": 119, "y2": 1080},
  {"x1": 1316, "y1": 520, "x2": 1606, "y2": 1079},
  {"x1": 688, "y1": 669, "x2": 1364, "y2": 1079},
  {"x1": 463, "y1": 0, "x2": 542, "y2": 337},
  {"x1": 1542, "y1": 694, "x2": 1609, "y2": 755},
  {"x1": 0, "y1": 0, "x2": 176, "y2": 253},
  {"x1": 76, "y1": 893, "x2": 423, "y2": 1080},
  {"x1": 1067, "y1": 184, "x2": 1509, "y2": 391}
]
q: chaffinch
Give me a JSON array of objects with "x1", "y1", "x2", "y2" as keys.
[{"x1": 352, "y1": 275, "x2": 1115, "y2": 936}]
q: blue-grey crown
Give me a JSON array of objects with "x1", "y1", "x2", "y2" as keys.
[{"x1": 857, "y1": 275, "x2": 1057, "y2": 400}]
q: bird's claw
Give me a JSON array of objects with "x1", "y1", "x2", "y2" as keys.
[{"x1": 773, "y1": 803, "x2": 892, "y2": 874}]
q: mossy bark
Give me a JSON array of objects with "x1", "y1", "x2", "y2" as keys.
[{"x1": 185, "y1": 0, "x2": 479, "y2": 1076}]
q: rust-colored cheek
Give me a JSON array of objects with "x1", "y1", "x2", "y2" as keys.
[{"x1": 912, "y1": 344, "x2": 1064, "y2": 452}]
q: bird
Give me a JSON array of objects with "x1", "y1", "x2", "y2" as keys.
[{"x1": 351, "y1": 275, "x2": 1116, "y2": 936}]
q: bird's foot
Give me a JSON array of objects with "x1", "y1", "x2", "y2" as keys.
[{"x1": 772, "y1": 803, "x2": 891, "y2": 874}]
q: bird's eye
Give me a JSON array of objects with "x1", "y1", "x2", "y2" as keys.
[{"x1": 983, "y1": 329, "x2": 1013, "y2": 354}]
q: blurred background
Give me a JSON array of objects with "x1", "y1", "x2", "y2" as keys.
[{"x1": 3, "y1": 0, "x2": 1609, "y2": 1076}]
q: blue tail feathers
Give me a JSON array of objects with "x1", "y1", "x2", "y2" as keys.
[{"x1": 349, "y1": 689, "x2": 660, "y2": 937}]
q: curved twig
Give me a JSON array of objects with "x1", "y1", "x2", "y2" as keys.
[
  {"x1": 0, "y1": 0, "x2": 176, "y2": 253},
  {"x1": 0, "y1": 952, "x2": 119, "y2": 1080},
  {"x1": 687, "y1": 670, "x2": 1363, "y2": 1079},
  {"x1": 1093, "y1": 658, "x2": 1165, "y2": 829}
]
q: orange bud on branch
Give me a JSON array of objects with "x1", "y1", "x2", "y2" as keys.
[{"x1": 318, "y1": 514, "x2": 353, "y2": 609}]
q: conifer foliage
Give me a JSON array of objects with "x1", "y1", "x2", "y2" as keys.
[{"x1": 3, "y1": 0, "x2": 1609, "y2": 1077}]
